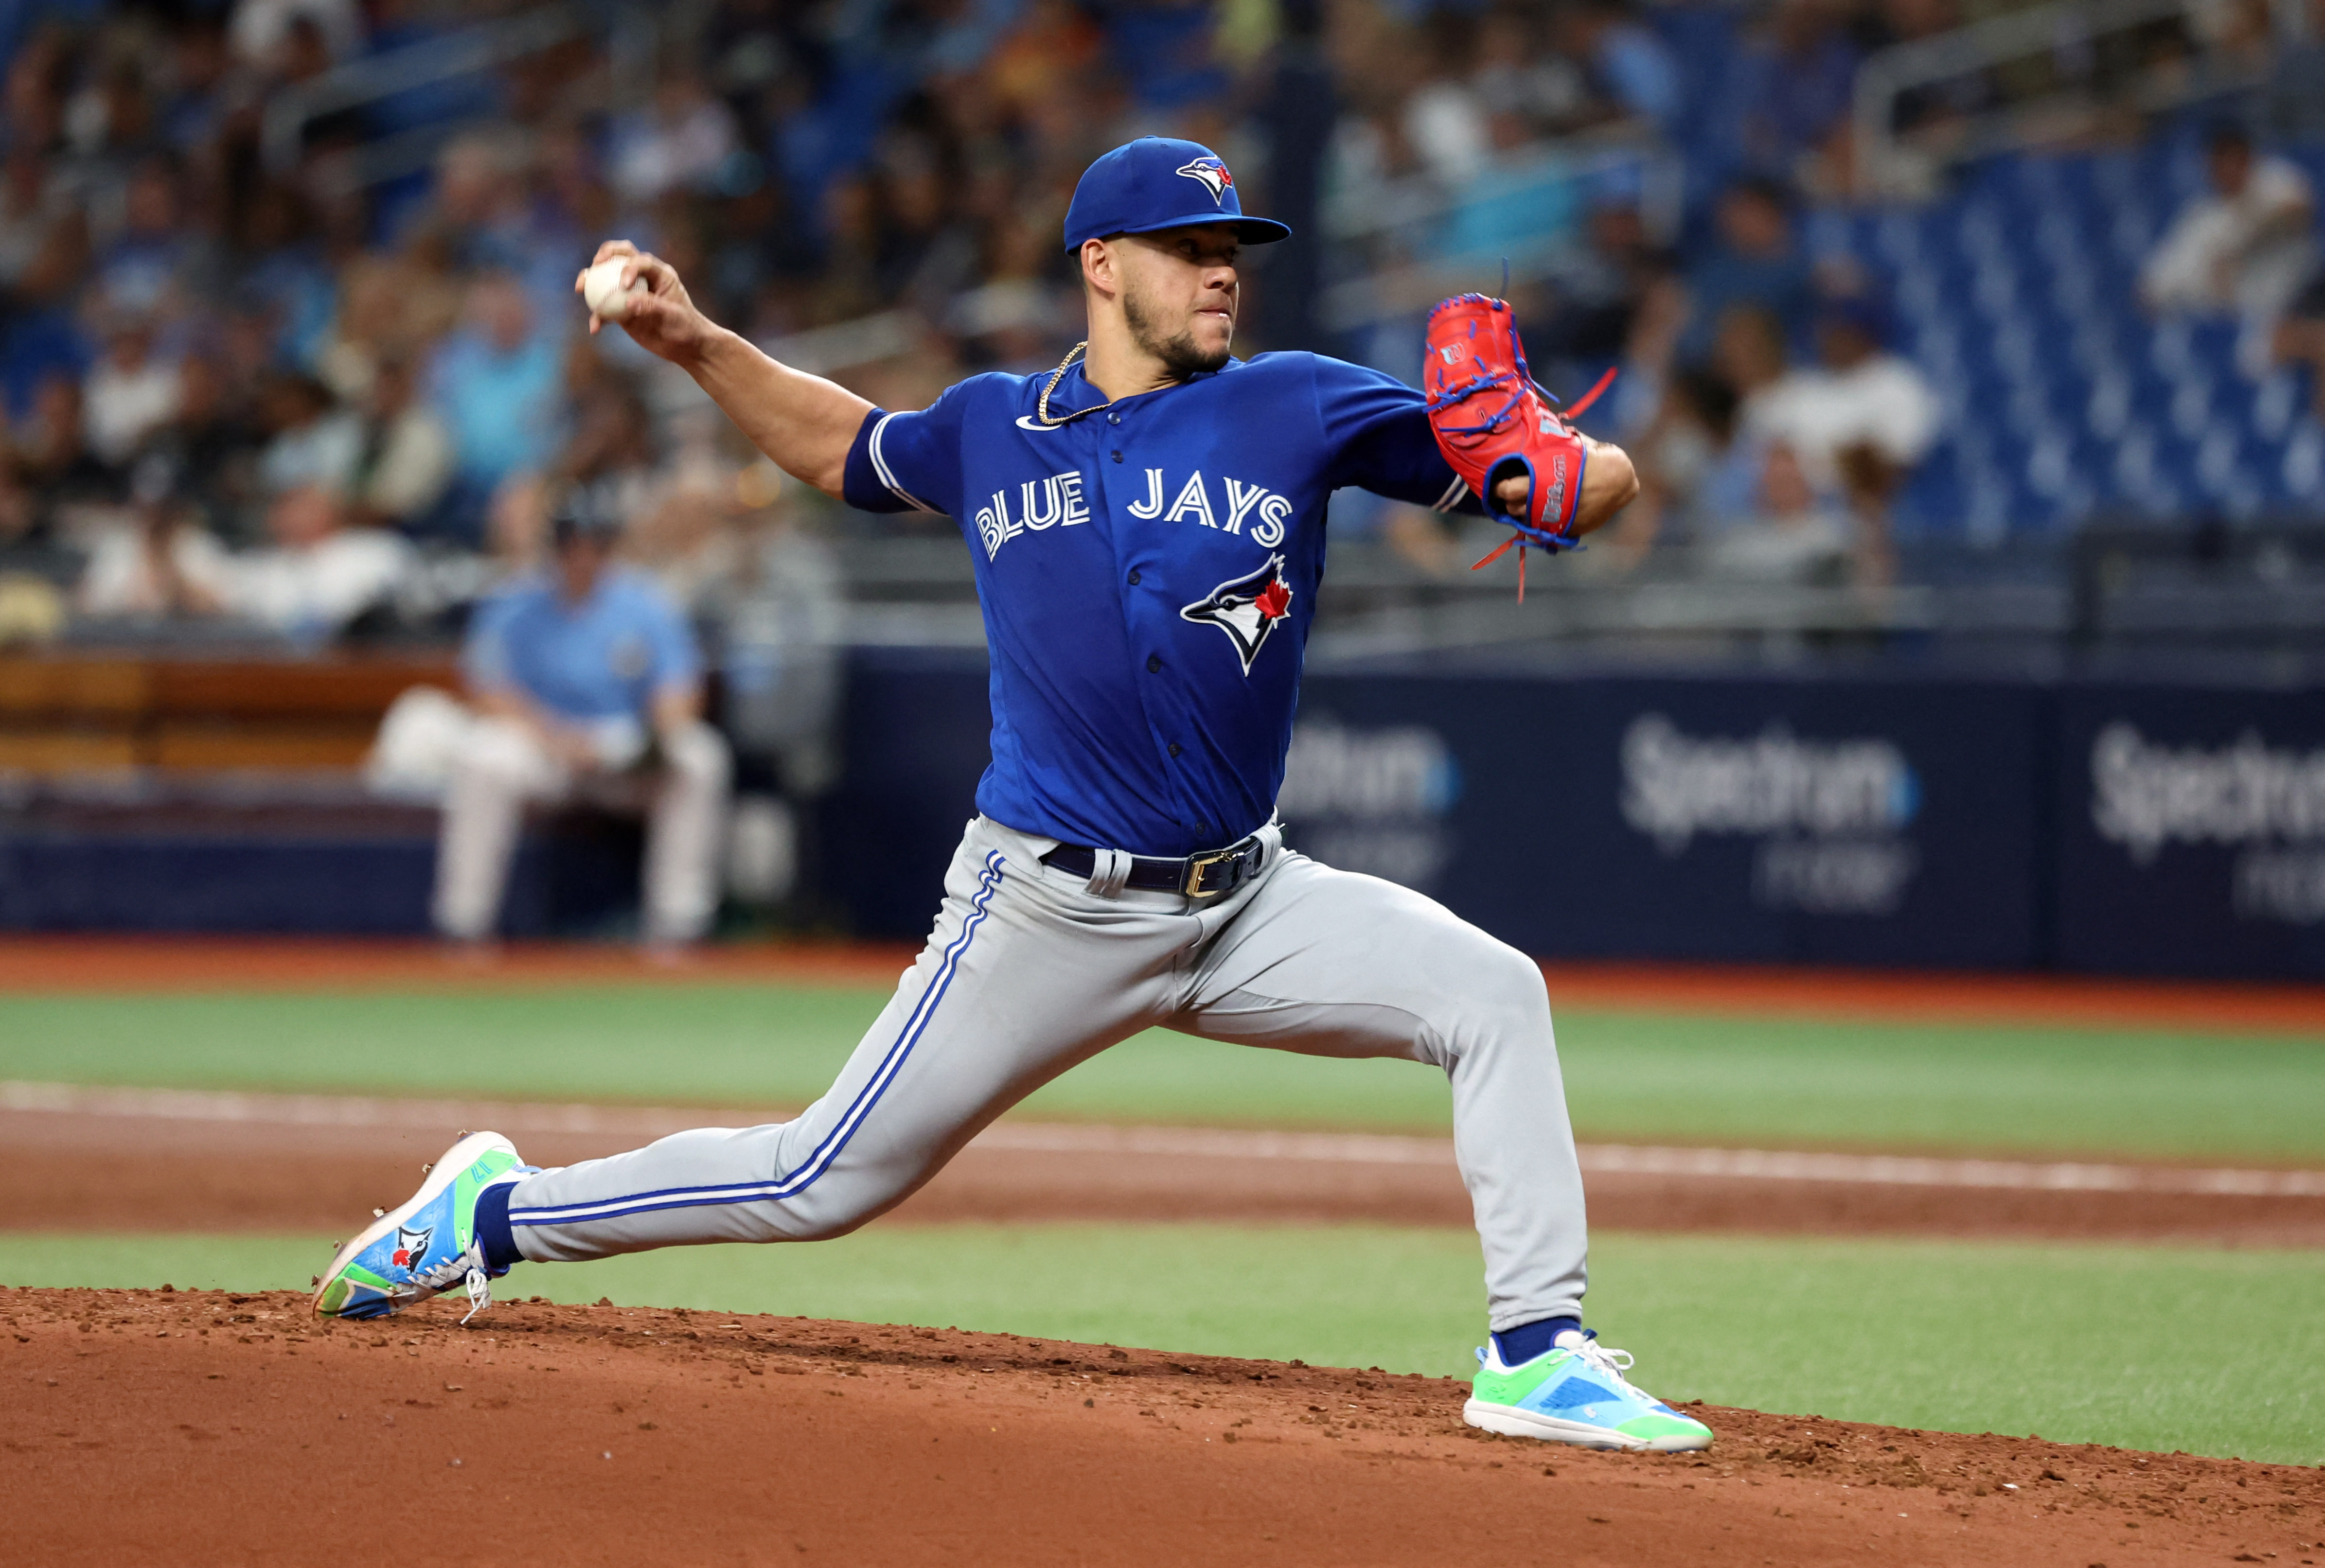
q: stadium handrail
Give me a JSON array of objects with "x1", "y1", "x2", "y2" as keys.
[
  {"x1": 259, "y1": 1, "x2": 655, "y2": 184},
  {"x1": 1853, "y1": 0, "x2": 2290, "y2": 196}
]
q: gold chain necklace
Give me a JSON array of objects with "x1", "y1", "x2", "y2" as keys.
[{"x1": 1033, "y1": 341, "x2": 1116, "y2": 427}]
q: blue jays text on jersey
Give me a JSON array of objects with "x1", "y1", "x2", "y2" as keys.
[{"x1": 842, "y1": 351, "x2": 1480, "y2": 860}]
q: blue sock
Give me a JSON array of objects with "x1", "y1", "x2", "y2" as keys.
[
  {"x1": 1492, "y1": 1316, "x2": 1580, "y2": 1366},
  {"x1": 475, "y1": 1180, "x2": 523, "y2": 1272}
]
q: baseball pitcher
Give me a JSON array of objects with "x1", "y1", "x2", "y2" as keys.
[{"x1": 314, "y1": 137, "x2": 1711, "y2": 1452}]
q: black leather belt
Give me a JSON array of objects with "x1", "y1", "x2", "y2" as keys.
[{"x1": 1042, "y1": 831, "x2": 1269, "y2": 899}]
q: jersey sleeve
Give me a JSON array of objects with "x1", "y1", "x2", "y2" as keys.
[
  {"x1": 1311, "y1": 355, "x2": 1481, "y2": 514},
  {"x1": 841, "y1": 382, "x2": 974, "y2": 517},
  {"x1": 460, "y1": 586, "x2": 523, "y2": 693},
  {"x1": 636, "y1": 579, "x2": 703, "y2": 694}
]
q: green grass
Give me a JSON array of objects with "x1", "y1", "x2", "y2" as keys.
[
  {"x1": 2, "y1": 985, "x2": 2322, "y2": 1160},
  {"x1": 5, "y1": 1226, "x2": 2317, "y2": 1465}
]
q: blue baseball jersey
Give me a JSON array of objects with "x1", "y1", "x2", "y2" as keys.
[{"x1": 843, "y1": 351, "x2": 1475, "y2": 859}]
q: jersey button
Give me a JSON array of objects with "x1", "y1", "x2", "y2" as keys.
[
  {"x1": 1111, "y1": 450, "x2": 1122, "y2": 463},
  {"x1": 1107, "y1": 412, "x2": 1121, "y2": 425},
  {"x1": 1126, "y1": 569, "x2": 1141, "y2": 585},
  {"x1": 1167, "y1": 742, "x2": 1182, "y2": 758},
  {"x1": 1146, "y1": 654, "x2": 1162, "y2": 673}
]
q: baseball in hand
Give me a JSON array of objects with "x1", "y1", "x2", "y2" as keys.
[{"x1": 582, "y1": 258, "x2": 647, "y2": 321}]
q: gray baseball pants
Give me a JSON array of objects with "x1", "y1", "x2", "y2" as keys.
[{"x1": 503, "y1": 814, "x2": 1588, "y2": 1331}]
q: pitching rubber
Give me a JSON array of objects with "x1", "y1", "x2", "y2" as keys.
[{"x1": 1462, "y1": 1398, "x2": 1716, "y2": 1452}]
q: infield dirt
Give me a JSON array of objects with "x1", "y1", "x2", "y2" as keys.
[
  {"x1": 9, "y1": 1096, "x2": 2324, "y2": 1244},
  {"x1": 5, "y1": 1286, "x2": 2317, "y2": 1566}
]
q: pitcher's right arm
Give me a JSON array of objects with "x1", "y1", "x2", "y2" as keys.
[{"x1": 578, "y1": 241, "x2": 872, "y2": 501}]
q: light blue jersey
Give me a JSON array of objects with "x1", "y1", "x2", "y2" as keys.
[{"x1": 463, "y1": 565, "x2": 700, "y2": 722}]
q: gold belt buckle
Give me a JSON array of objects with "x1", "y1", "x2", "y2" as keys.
[{"x1": 1181, "y1": 846, "x2": 1236, "y2": 899}]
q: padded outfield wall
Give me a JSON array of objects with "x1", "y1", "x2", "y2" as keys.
[
  {"x1": 2, "y1": 647, "x2": 2321, "y2": 979},
  {"x1": 825, "y1": 649, "x2": 2325, "y2": 981}
]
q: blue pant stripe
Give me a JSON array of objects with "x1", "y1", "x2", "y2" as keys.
[{"x1": 508, "y1": 852, "x2": 1007, "y2": 1229}]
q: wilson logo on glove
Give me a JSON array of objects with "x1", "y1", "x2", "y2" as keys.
[{"x1": 1421, "y1": 293, "x2": 1613, "y2": 600}]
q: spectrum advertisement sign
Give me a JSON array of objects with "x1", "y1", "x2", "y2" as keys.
[
  {"x1": 1292, "y1": 672, "x2": 2048, "y2": 969},
  {"x1": 2056, "y1": 686, "x2": 2325, "y2": 978}
]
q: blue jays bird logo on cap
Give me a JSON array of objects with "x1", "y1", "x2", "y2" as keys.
[{"x1": 1175, "y1": 157, "x2": 1235, "y2": 206}]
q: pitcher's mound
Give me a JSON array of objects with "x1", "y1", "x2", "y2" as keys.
[{"x1": 6, "y1": 1288, "x2": 2314, "y2": 1565}]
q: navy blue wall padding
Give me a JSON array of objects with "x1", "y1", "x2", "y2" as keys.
[
  {"x1": 0, "y1": 822, "x2": 642, "y2": 938},
  {"x1": 12, "y1": 648, "x2": 2325, "y2": 978},
  {"x1": 2053, "y1": 682, "x2": 2325, "y2": 980},
  {"x1": 818, "y1": 650, "x2": 2055, "y2": 972},
  {"x1": 816, "y1": 646, "x2": 999, "y2": 942}
]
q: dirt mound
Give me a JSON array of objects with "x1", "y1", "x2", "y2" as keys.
[{"x1": 4, "y1": 1288, "x2": 2315, "y2": 1565}]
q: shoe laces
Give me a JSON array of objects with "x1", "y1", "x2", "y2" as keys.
[
  {"x1": 461, "y1": 1257, "x2": 495, "y2": 1327},
  {"x1": 1563, "y1": 1332, "x2": 1639, "y2": 1387},
  {"x1": 409, "y1": 1238, "x2": 498, "y2": 1325}
]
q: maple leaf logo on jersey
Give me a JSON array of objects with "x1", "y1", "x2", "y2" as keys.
[
  {"x1": 1175, "y1": 157, "x2": 1234, "y2": 205},
  {"x1": 1180, "y1": 555, "x2": 1295, "y2": 674},
  {"x1": 390, "y1": 1223, "x2": 434, "y2": 1274}
]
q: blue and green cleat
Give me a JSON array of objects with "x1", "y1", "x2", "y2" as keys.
[
  {"x1": 1464, "y1": 1330, "x2": 1715, "y2": 1451},
  {"x1": 311, "y1": 1131, "x2": 536, "y2": 1323}
]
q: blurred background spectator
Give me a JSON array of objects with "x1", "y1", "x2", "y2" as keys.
[
  {"x1": 2141, "y1": 121, "x2": 2316, "y2": 374},
  {"x1": 425, "y1": 492, "x2": 729, "y2": 949}
]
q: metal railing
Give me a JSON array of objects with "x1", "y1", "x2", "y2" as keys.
[
  {"x1": 260, "y1": 1, "x2": 655, "y2": 189},
  {"x1": 1853, "y1": 0, "x2": 2295, "y2": 196},
  {"x1": 1317, "y1": 138, "x2": 1683, "y2": 332}
]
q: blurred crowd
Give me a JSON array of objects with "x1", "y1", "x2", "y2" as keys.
[{"x1": 0, "y1": 0, "x2": 2318, "y2": 653}]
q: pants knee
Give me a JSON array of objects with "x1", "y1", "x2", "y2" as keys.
[
  {"x1": 454, "y1": 720, "x2": 542, "y2": 792},
  {"x1": 1441, "y1": 940, "x2": 1553, "y2": 1058},
  {"x1": 662, "y1": 722, "x2": 731, "y2": 789}
]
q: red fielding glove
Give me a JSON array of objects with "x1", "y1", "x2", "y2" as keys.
[{"x1": 1422, "y1": 293, "x2": 1614, "y2": 595}]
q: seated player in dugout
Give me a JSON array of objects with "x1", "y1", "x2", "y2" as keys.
[{"x1": 315, "y1": 137, "x2": 1705, "y2": 1453}]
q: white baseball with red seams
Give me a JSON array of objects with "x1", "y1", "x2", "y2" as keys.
[{"x1": 580, "y1": 258, "x2": 646, "y2": 321}]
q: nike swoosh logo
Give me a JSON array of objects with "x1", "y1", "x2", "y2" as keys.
[{"x1": 1014, "y1": 415, "x2": 1061, "y2": 431}]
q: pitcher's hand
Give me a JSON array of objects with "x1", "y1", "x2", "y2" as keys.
[{"x1": 577, "y1": 241, "x2": 714, "y2": 369}]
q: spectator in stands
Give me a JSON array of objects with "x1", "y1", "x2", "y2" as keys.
[
  {"x1": 225, "y1": 481, "x2": 410, "y2": 643},
  {"x1": 1746, "y1": 295, "x2": 1939, "y2": 496},
  {"x1": 1678, "y1": 176, "x2": 1816, "y2": 362},
  {"x1": 1703, "y1": 440, "x2": 1855, "y2": 584},
  {"x1": 348, "y1": 354, "x2": 454, "y2": 534},
  {"x1": 2272, "y1": 268, "x2": 2325, "y2": 422},
  {"x1": 1593, "y1": 365, "x2": 1741, "y2": 571},
  {"x1": 0, "y1": 209, "x2": 92, "y2": 423},
  {"x1": 1734, "y1": 0, "x2": 1861, "y2": 194},
  {"x1": 426, "y1": 271, "x2": 568, "y2": 541},
  {"x1": 156, "y1": 353, "x2": 266, "y2": 545},
  {"x1": 0, "y1": 150, "x2": 55, "y2": 291},
  {"x1": 1403, "y1": 18, "x2": 1493, "y2": 188},
  {"x1": 2140, "y1": 123, "x2": 2318, "y2": 377},
  {"x1": 1553, "y1": 0, "x2": 1682, "y2": 133},
  {"x1": 76, "y1": 452, "x2": 232, "y2": 619},
  {"x1": 1532, "y1": 196, "x2": 1675, "y2": 376},
  {"x1": 432, "y1": 489, "x2": 730, "y2": 949},
  {"x1": 96, "y1": 157, "x2": 202, "y2": 318},
  {"x1": 229, "y1": 0, "x2": 362, "y2": 72},
  {"x1": 13, "y1": 373, "x2": 112, "y2": 533},
  {"x1": 81, "y1": 304, "x2": 180, "y2": 468},
  {"x1": 607, "y1": 72, "x2": 743, "y2": 208},
  {"x1": 254, "y1": 370, "x2": 360, "y2": 496}
]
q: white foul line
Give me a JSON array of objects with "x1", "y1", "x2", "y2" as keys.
[{"x1": 4, "y1": 1080, "x2": 2321, "y2": 1199}]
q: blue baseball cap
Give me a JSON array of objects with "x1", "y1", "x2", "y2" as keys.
[{"x1": 1063, "y1": 137, "x2": 1292, "y2": 252}]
